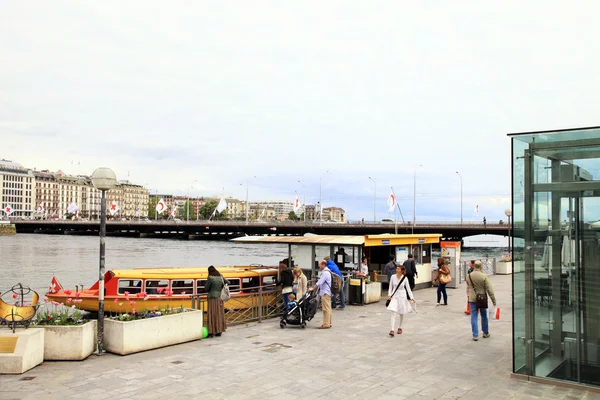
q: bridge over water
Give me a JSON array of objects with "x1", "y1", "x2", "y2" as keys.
[{"x1": 13, "y1": 220, "x2": 512, "y2": 241}]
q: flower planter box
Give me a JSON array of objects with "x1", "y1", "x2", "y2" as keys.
[
  {"x1": 35, "y1": 320, "x2": 97, "y2": 361},
  {"x1": 497, "y1": 262, "x2": 513, "y2": 275},
  {"x1": 104, "y1": 310, "x2": 203, "y2": 355}
]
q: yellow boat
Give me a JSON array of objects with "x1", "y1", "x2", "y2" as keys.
[{"x1": 46, "y1": 266, "x2": 280, "y2": 314}]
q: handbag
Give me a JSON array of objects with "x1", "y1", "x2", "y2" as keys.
[
  {"x1": 386, "y1": 276, "x2": 406, "y2": 307},
  {"x1": 469, "y1": 275, "x2": 488, "y2": 309},
  {"x1": 439, "y1": 272, "x2": 452, "y2": 285},
  {"x1": 220, "y1": 276, "x2": 230, "y2": 302}
]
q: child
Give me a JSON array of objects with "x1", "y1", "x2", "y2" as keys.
[{"x1": 287, "y1": 294, "x2": 297, "y2": 311}]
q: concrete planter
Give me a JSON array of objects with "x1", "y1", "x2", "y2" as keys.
[
  {"x1": 104, "y1": 310, "x2": 203, "y2": 355},
  {"x1": 35, "y1": 320, "x2": 97, "y2": 361},
  {"x1": 365, "y1": 282, "x2": 382, "y2": 304},
  {"x1": 0, "y1": 329, "x2": 44, "y2": 374},
  {"x1": 497, "y1": 261, "x2": 513, "y2": 275}
]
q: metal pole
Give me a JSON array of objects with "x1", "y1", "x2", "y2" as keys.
[
  {"x1": 413, "y1": 170, "x2": 416, "y2": 234},
  {"x1": 456, "y1": 171, "x2": 463, "y2": 225},
  {"x1": 97, "y1": 189, "x2": 107, "y2": 354},
  {"x1": 245, "y1": 180, "x2": 249, "y2": 224},
  {"x1": 368, "y1": 177, "x2": 376, "y2": 223},
  {"x1": 303, "y1": 192, "x2": 306, "y2": 223},
  {"x1": 187, "y1": 186, "x2": 190, "y2": 223},
  {"x1": 155, "y1": 191, "x2": 158, "y2": 221},
  {"x1": 319, "y1": 177, "x2": 322, "y2": 224}
]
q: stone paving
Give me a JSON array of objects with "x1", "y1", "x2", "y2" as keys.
[{"x1": 1, "y1": 274, "x2": 600, "y2": 400}]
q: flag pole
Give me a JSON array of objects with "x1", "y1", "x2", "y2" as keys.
[{"x1": 390, "y1": 187, "x2": 406, "y2": 233}]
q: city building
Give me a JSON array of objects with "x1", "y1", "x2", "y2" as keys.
[
  {"x1": 304, "y1": 205, "x2": 317, "y2": 221},
  {"x1": 323, "y1": 207, "x2": 345, "y2": 222},
  {"x1": 248, "y1": 204, "x2": 277, "y2": 221},
  {"x1": 252, "y1": 200, "x2": 295, "y2": 220},
  {"x1": 33, "y1": 170, "x2": 59, "y2": 218},
  {"x1": 226, "y1": 198, "x2": 244, "y2": 220},
  {"x1": 119, "y1": 181, "x2": 149, "y2": 219},
  {"x1": 0, "y1": 159, "x2": 36, "y2": 218},
  {"x1": 510, "y1": 126, "x2": 600, "y2": 389}
]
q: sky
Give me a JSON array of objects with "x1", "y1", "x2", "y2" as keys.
[{"x1": 2, "y1": 1, "x2": 600, "y2": 222}]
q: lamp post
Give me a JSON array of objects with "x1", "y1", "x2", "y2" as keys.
[
  {"x1": 91, "y1": 167, "x2": 117, "y2": 355},
  {"x1": 456, "y1": 171, "x2": 463, "y2": 225},
  {"x1": 187, "y1": 180, "x2": 198, "y2": 223},
  {"x1": 297, "y1": 180, "x2": 306, "y2": 223},
  {"x1": 413, "y1": 165, "x2": 423, "y2": 234},
  {"x1": 368, "y1": 176, "x2": 376, "y2": 223},
  {"x1": 505, "y1": 208, "x2": 512, "y2": 254},
  {"x1": 319, "y1": 171, "x2": 329, "y2": 224}
]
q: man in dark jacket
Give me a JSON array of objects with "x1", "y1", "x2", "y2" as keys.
[
  {"x1": 403, "y1": 254, "x2": 418, "y2": 290},
  {"x1": 384, "y1": 256, "x2": 397, "y2": 284}
]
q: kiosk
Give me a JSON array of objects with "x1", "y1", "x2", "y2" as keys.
[{"x1": 440, "y1": 241, "x2": 461, "y2": 289}]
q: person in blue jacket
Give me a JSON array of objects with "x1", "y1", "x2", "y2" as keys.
[{"x1": 324, "y1": 256, "x2": 345, "y2": 309}]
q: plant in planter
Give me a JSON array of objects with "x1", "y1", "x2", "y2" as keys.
[
  {"x1": 33, "y1": 291, "x2": 96, "y2": 361},
  {"x1": 103, "y1": 290, "x2": 203, "y2": 355}
]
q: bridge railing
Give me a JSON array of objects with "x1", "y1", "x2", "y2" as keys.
[{"x1": 460, "y1": 258, "x2": 497, "y2": 283}]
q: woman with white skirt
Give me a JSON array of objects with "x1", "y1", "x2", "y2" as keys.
[{"x1": 387, "y1": 265, "x2": 415, "y2": 337}]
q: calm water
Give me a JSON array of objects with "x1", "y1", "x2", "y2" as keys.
[{"x1": 0, "y1": 234, "x2": 507, "y2": 295}]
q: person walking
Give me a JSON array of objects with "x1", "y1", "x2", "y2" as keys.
[
  {"x1": 403, "y1": 254, "x2": 418, "y2": 290},
  {"x1": 468, "y1": 260, "x2": 497, "y2": 341},
  {"x1": 387, "y1": 265, "x2": 415, "y2": 337},
  {"x1": 384, "y1": 256, "x2": 397, "y2": 285},
  {"x1": 277, "y1": 261, "x2": 295, "y2": 311},
  {"x1": 309, "y1": 260, "x2": 332, "y2": 329},
  {"x1": 292, "y1": 267, "x2": 308, "y2": 300},
  {"x1": 434, "y1": 257, "x2": 451, "y2": 306},
  {"x1": 464, "y1": 260, "x2": 475, "y2": 315},
  {"x1": 325, "y1": 256, "x2": 345, "y2": 309},
  {"x1": 204, "y1": 266, "x2": 227, "y2": 338}
]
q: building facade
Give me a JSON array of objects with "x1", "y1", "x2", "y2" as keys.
[
  {"x1": 33, "y1": 170, "x2": 59, "y2": 218},
  {"x1": 0, "y1": 160, "x2": 36, "y2": 218},
  {"x1": 323, "y1": 207, "x2": 345, "y2": 222}
]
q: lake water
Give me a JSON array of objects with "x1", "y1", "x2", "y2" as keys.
[{"x1": 0, "y1": 234, "x2": 508, "y2": 295}]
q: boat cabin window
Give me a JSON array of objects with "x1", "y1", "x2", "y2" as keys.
[
  {"x1": 241, "y1": 277, "x2": 260, "y2": 292},
  {"x1": 262, "y1": 275, "x2": 277, "y2": 287},
  {"x1": 228, "y1": 278, "x2": 241, "y2": 293},
  {"x1": 118, "y1": 279, "x2": 142, "y2": 295},
  {"x1": 145, "y1": 279, "x2": 169, "y2": 295},
  {"x1": 196, "y1": 280, "x2": 207, "y2": 294},
  {"x1": 171, "y1": 279, "x2": 194, "y2": 295}
]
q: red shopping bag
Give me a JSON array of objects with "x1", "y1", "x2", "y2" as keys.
[{"x1": 490, "y1": 307, "x2": 500, "y2": 320}]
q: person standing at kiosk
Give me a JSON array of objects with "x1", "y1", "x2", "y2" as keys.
[{"x1": 403, "y1": 254, "x2": 418, "y2": 290}]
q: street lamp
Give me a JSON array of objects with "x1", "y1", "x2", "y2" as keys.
[
  {"x1": 456, "y1": 171, "x2": 463, "y2": 225},
  {"x1": 319, "y1": 171, "x2": 329, "y2": 224},
  {"x1": 91, "y1": 167, "x2": 117, "y2": 355},
  {"x1": 505, "y1": 208, "x2": 512, "y2": 254},
  {"x1": 187, "y1": 180, "x2": 198, "y2": 223},
  {"x1": 297, "y1": 180, "x2": 306, "y2": 223},
  {"x1": 413, "y1": 165, "x2": 423, "y2": 234},
  {"x1": 368, "y1": 177, "x2": 376, "y2": 223},
  {"x1": 241, "y1": 176, "x2": 257, "y2": 224}
]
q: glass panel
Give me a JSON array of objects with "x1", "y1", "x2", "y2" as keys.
[
  {"x1": 171, "y1": 279, "x2": 194, "y2": 295},
  {"x1": 118, "y1": 279, "x2": 142, "y2": 295},
  {"x1": 228, "y1": 278, "x2": 241, "y2": 293},
  {"x1": 145, "y1": 279, "x2": 169, "y2": 295},
  {"x1": 196, "y1": 279, "x2": 207, "y2": 294}
]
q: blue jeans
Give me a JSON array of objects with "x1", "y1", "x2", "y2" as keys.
[
  {"x1": 470, "y1": 302, "x2": 489, "y2": 338},
  {"x1": 282, "y1": 292, "x2": 291, "y2": 315},
  {"x1": 437, "y1": 283, "x2": 448, "y2": 304},
  {"x1": 332, "y1": 287, "x2": 345, "y2": 308}
]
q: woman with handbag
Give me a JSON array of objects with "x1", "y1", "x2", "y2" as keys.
[
  {"x1": 468, "y1": 260, "x2": 497, "y2": 341},
  {"x1": 204, "y1": 266, "x2": 227, "y2": 338},
  {"x1": 434, "y1": 257, "x2": 451, "y2": 306},
  {"x1": 386, "y1": 265, "x2": 415, "y2": 337}
]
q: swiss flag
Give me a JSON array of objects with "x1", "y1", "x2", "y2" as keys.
[
  {"x1": 48, "y1": 276, "x2": 63, "y2": 294},
  {"x1": 3, "y1": 204, "x2": 13, "y2": 215},
  {"x1": 293, "y1": 194, "x2": 300, "y2": 213}
]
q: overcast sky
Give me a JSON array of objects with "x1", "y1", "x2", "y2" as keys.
[{"x1": 2, "y1": 2, "x2": 599, "y2": 221}]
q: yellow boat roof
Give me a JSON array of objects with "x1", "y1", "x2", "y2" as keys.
[{"x1": 110, "y1": 266, "x2": 277, "y2": 279}]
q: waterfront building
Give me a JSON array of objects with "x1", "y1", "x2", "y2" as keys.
[
  {"x1": 55, "y1": 171, "x2": 87, "y2": 218},
  {"x1": 226, "y1": 198, "x2": 244, "y2": 220},
  {"x1": 33, "y1": 170, "x2": 59, "y2": 218},
  {"x1": 0, "y1": 159, "x2": 36, "y2": 218},
  {"x1": 119, "y1": 181, "x2": 149, "y2": 218},
  {"x1": 248, "y1": 204, "x2": 277, "y2": 221},
  {"x1": 323, "y1": 206, "x2": 346, "y2": 222},
  {"x1": 304, "y1": 204, "x2": 317, "y2": 221},
  {"x1": 510, "y1": 126, "x2": 600, "y2": 390},
  {"x1": 252, "y1": 200, "x2": 295, "y2": 219}
]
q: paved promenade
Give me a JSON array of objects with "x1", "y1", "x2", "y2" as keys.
[{"x1": 1, "y1": 275, "x2": 599, "y2": 400}]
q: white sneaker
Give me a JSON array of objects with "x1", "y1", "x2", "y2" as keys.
[{"x1": 436, "y1": 303, "x2": 440, "y2": 306}]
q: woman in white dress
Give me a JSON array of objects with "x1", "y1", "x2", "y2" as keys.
[{"x1": 387, "y1": 265, "x2": 415, "y2": 337}]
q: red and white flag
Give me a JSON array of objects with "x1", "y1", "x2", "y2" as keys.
[
  {"x1": 387, "y1": 192, "x2": 396, "y2": 213},
  {"x1": 171, "y1": 208, "x2": 178, "y2": 217},
  {"x1": 156, "y1": 198, "x2": 167, "y2": 214},
  {"x1": 293, "y1": 194, "x2": 300, "y2": 213},
  {"x1": 475, "y1": 204, "x2": 479, "y2": 216},
  {"x1": 3, "y1": 204, "x2": 13, "y2": 215},
  {"x1": 37, "y1": 204, "x2": 44, "y2": 213},
  {"x1": 109, "y1": 201, "x2": 120, "y2": 216},
  {"x1": 48, "y1": 276, "x2": 63, "y2": 294}
]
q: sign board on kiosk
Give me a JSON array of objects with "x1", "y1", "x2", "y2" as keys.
[{"x1": 440, "y1": 241, "x2": 461, "y2": 289}]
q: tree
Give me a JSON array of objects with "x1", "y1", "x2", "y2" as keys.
[
  {"x1": 288, "y1": 211, "x2": 298, "y2": 221},
  {"x1": 180, "y1": 200, "x2": 196, "y2": 220},
  {"x1": 148, "y1": 198, "x2": 157, "y2": 220},
  {"x1": 199, "y1": 200, "x2": 227, "y2": 220}
]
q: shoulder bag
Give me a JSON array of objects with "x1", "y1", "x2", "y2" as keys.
[
  {"x1": 386, "y1": 276, "x2": 406, "y2": 307},
  {"x1": 469, "y1": 274, "x2": 488, "y2": 309},
  {"x1": 220, "y1": 276, "x2": 231, "y2": 302}
]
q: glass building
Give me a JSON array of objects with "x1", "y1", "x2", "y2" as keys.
[{"x1": 510, "y1": 127, "x2": 600, "y2": 389}]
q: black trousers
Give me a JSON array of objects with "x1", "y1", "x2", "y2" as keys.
[{"x1": 406, "y1": 274, "x2": 415, "y2": 290}]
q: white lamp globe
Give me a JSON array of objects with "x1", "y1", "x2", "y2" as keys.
[
  {"x1": 505, "y1": 208, "x2": 513, "y2": 217},
  {"x1": 91, "y1": 168, "x2": 117, "y2": 191}
]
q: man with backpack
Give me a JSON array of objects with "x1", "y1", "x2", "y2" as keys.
[
  {"x1": 309, "y1": 260, "x2": 332, "y2": 329},
  {"x1": 324, "y1": 256, "x2": 345, "y2": 309}
]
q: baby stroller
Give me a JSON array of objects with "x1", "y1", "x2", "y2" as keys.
[{"x1": 280, "y1": 290, "x2": 318, "y2": 329}]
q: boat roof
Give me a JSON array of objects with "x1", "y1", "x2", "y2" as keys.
[
  {"x1": 110, "y1": 266, "x2": 277, "y2": 279},
  {"x1": 231, "y1": 234, "x2": 443, "y2": 247}
]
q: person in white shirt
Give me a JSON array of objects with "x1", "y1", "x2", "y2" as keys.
[{"x1": 359, "y1": 257, "x2": 369, "y2": 277}]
